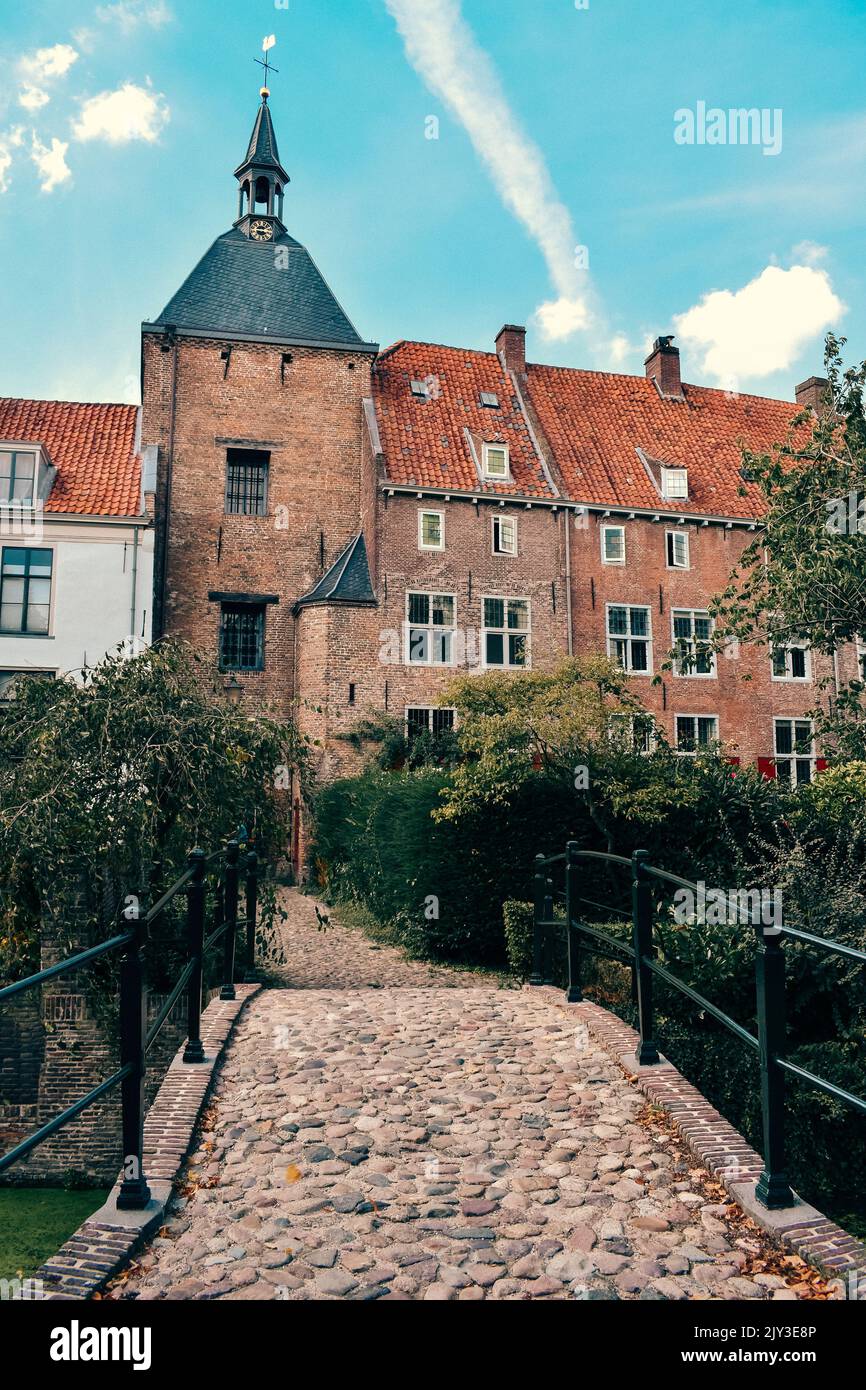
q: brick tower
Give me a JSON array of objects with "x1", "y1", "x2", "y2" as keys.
[{"x1": 140, "y1": 83, "x2": 379, "y2": 736}]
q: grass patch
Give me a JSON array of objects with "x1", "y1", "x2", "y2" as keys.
[{"x1": 0, "y1": 1188, "x2": 110, "y2": 1280}]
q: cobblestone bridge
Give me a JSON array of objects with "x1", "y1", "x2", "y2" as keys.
[{"x1": 110, "y1": 892, "x2": 830, "y2": 1302}]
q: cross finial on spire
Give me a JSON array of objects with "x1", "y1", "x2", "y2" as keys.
[{"x1": 254, "y1": 34, "x2": 279, "y2": 99}]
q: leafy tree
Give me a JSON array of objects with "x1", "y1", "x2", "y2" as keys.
[
  {"x1": 0, "y1": 642, "x2": 301, "y2": 982},
  {"x1": 713, "y1": 335, "x2": 866, "y2": 751}
]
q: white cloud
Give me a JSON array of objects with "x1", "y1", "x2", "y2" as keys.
[
  {"x1": 0, "y1": 126, "x2": 25, "y2": 193},
  {"x1": 0, "y1": 143, "x2": 12, "y2": 194},
  {"x1": 96, "y1": 1, "x2": 173, "y2": 31},
  {"x1": 16, "y1": 43, "x2": 78, "y2": 112},
  {"x1": 31, "y1": 134, "x2": 71, "y2": 192},
  {"x1": 384, "y1": 0, "x2": 593, "y2": 341},
  {"x1": 19, "y1": 44, "x2": 79, "y2": 82},
  {"x1": 72, "y1": 82, "x2": 170, "y2": 144},
  {"x1": 18, "y1": 86, "x2": 50, "y2": 112},
  {"x1": 674, "y1": 261, "x2": 845, "y2": 384}
]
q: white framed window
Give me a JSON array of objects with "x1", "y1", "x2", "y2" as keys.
[
  {"x1": 609, "y1": 712, "x2": 657, "y2": 754},
  {"x1": 662, "y1": 467, "x2": 689, "y2": 500},
  {"x1": 666, "y1": 530, "x2": 689, "y2": 569},
  {"x1": 858, "y1": 637, "x2": 866, "y2": 682},
  {"x1": 418, "y1": 509, "x2": 445, "y2": 551},
  {"x1": 601, "y1": 524, "x2": 626, "y2": 566},
  {"x1": 0, "y1": 546, "x2": 53, "y2": 635},
  {"x1": 606, "y1": 604, "x2": 652, "y2": 674},
  {"x1": 672, "y1": 610, "x2": 715, "y2": 677},
  {"x1": 406, "y1": 707, "x2": 456, "y2": 741},
  {"x1": 774, "y1": 719, "x2": 816, "y2": 786},
  {"x1": 483, "y1": 442, "x2": 510, "y2": 480},
  {"x1": 482, "y1": 596, "x2": 530, "y2": 668},
  {"x1": 492, "y1": 515, "x2": 518, "y2": 556},
  {"x1": 675, "y1": 714, "x2": 719, "y2": 753},
  {"x1": 771, "y1": 643, "x2": 810, "y2": 681},
  {"x1": 0, "y1": 450, "x2": 37, "y2": 505},
  {"x1": 405, "y1": 591, "x2": 456, "y2": 666}
]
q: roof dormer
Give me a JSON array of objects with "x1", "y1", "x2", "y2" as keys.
[
  {"x1": 636, "y1": 448, "x2": 690, "y2": 504},
  {"x1": 0, "y1": 441, "x2": 56, "y2": 508}
]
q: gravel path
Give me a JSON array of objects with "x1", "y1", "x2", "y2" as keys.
[{"x1": 111, "y1": 893, "x2": 818, "y2": 1302}]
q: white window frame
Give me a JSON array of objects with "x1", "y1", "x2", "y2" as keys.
[
  {"x1": 492, "y1": 514, "x2": 518, "y2": 556},
  {"x1": 675, "y1": 714, "x2": 720, "y2": 754},
  {"x1": 405, "y1": 706, "x2": 457, "y2": 739},
  {"x1": 773, "y1": 718, "x2": 816, "y2": 786},
  {"x1": 671, "y1": 609, "x2": 716, "y2": 678},
  {"x1": 481, "y1": 595, "x2": 531, "y2": 669},
  {"x1": 770, "y1": 643, "x2": 811, "y2": 682},
  {"x1": 404, "y1": 591, "x2": 457, "y2": 667},
  {"x1": 0, "y1": 442, "x2": 44, "y2": 508},
  {"x1": 858, "y1": 637, "x2": 866, "y2": 683},
  {"x1": 662, "y1": 467, "x2": 689, "y2": 500},
  {"x1": 609, "y1": 712, "x2": 657, "y2": 754},
  {"x1": 666, "y1": 529, "x2": 690, "y2": 570},
  {"x1": 601, "y1": 524, "x2": 626, "y2": 566},
  {"x1": 482, "y1": 442, "x2": 510, "y2": 480},
  {"x1": 418, "y1": 508, "x2": 445, "y2": 552},
  {"x1": 606, "y1": 604, "x2": 653, "y2": 675}
]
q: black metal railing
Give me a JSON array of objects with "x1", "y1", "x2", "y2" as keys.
[
  {"x1": 0, "y1": 840, "x2": 259, "y2": 1210},
  {"x1": 532, "y1": 842, "x2": 866, "y2": 1210}
]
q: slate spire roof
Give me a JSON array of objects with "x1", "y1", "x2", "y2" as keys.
[
  {"x1": 146, "y1": 229, "x2": 375, "y2": 349},
  {"x1": 234, "y1": 94, "x2": 289, "y2": 184},
  {"x1": 144, "y1": 96, "x2": 375, "y2": 352},
  {"x1": 294, "y1": 533, "x2": 376, "y2": 611}
]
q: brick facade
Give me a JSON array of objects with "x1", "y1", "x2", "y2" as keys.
[{"x1": 141, "y1": 102, "x2": 841, "y2": 872}]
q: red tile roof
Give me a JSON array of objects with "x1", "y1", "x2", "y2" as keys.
[
  {"x1": 0, "y1": 397, "x2": 141, "y2": 517},
  {"x1": 374, "y1": 342, "x2": 805, "y2": 519},
  {"x1": 526, "y1": 364, "x2": 802, "y2": 519},
  {"x1": 373, "y1": 342, "x2": 557, "y2": 499}
]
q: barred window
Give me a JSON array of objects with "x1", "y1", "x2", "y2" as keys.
[
  {"x1": 225, "y1": 449, "x2": 269, "y2": 516},
  {"x1": 676, "y1": 715, "x2": 719, "y2": 753},
  {"x1": 219, "y1": 603, "x2": 265, "y2": 671},
  {"x1": 406, "y1": 707, "x2": 455, "y2": 741}
]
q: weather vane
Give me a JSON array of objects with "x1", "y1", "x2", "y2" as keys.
[{"x1": 255, "y1": 35, "x2": 279, "y2": 98}]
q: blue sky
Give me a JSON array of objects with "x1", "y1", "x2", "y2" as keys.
[{"x1": 0, "y1": 0, "x2": 864, "y2": 404}]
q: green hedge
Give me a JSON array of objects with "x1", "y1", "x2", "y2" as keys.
[{"x1": 312, "y1": 769, "x2": 579, "y2": 965}]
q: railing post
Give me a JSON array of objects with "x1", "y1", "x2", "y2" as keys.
[
  {"x1": 183, "y1": 849, "x2": 206, "y2": 1064},
  {"x1": 220, "y1": 840, "x2": 240, "y2": 1001},
  {"x1": 530, "y1": 855, "x2": 545, "y2": 985},
  {"x1": 116, "y1": 902, "x2": 152, "y2": 1211},
  {"x1": 754, "y1": 920, "x2": 795, "y2": 1208},
  {"x1": 565, "y1": 840, "x2": 583, "y2": 1003},
  {"x1": 542, "y1": 876, "x2": 555, "y2": 985},
  {"x1": 631, "y1": 850, "x2": 660, "y2": 1065},
  {"x1": 245, "y1": 850, "x2": 258, "y2": 979}
]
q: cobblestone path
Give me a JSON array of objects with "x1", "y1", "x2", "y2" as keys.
[{"x1": 113, "y1": 893, "x2": 816, "y2": 1302}]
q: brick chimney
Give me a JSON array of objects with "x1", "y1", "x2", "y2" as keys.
[
  {"x1": 496, "y1": 324, "x2": 526, "y2": 378},
  {"x1": 645, "y1": 335, "x2": 684, "y2": 400},
  {"x1": 795, "y1": 376, "x2": 831, "y2": 415}
]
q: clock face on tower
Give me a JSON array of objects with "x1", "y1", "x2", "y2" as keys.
[{"x1": 249, "y1": 218, "x2": 274, "y2": 242}]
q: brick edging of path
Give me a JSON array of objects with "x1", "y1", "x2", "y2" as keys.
[
  {"x1": 531, "y1": 987, "x2": 866, "y2": 1300},
  {"x1": 34, "y1": 983, "x2": 262, "y2": 1301}
]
